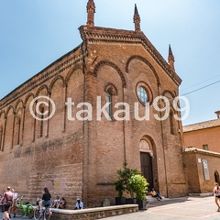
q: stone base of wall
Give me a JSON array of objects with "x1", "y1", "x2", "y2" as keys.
[
  {"x1": 189, "y1": 192, "x2": 213, "y2": 197},
  {"x1": 50, "y1": 205, "x2": 138, "y2": 220}
]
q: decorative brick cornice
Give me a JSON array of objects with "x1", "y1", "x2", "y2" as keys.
[
  {"x1": 79, "y1": 25, "x2": 182, "y2": 86},
  {"x1": 0, "y1": 44, "x2": 86, "y2": 110}
]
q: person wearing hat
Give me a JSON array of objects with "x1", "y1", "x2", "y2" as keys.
[{"x1": 1, "y1": 186, "x2": 13, "y2": 220}]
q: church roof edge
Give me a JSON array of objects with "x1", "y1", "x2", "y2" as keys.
[{"x1": 79, "y1": 25, "x2": 182, "y2": 86}]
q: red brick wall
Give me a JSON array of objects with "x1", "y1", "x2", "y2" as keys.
[{"x1": 0, "y1": 47, "x2": 85, "y2": 207}]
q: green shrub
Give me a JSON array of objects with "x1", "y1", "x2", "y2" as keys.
[
  {"x1": 115, "y1": 165, "x2": 149, "y2": 201},
  {"x1": 128, "y1": 174, "x2": 149, "y2": 201},
  {"x1": 115, "y1": 165, "x2": 139, "y2": 198}
]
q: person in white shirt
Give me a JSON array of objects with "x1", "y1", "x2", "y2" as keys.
[
  {"x1": 52, "y1": 196, "x2": 61, "y2": 209},
  {"x1": 74, "y1": 198, "x2": 84, "y2": 210},
  {"x1": 11, "y1": 188, "x2": 18, "y2": 218}
]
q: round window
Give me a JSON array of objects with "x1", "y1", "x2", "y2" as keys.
[{"x1": 137, "y1": 86, "x2": 149, "y2": 105}]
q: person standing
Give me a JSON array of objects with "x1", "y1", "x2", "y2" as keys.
[
  {"x1": 1, "y1": 186, "x2": 13, "y2": 220},
  {"x1": 11, "y1": 189, "x2": 18, "y2": 218},
  {"x1": 42, "y1": 187, "x2": 52, "y2": 208},
  {"x1": 41, "y1": 188, "x2": 52, "y2": 220},
  {"x1": 213, "y1": 182, "x2": 220, "y2": 212}
]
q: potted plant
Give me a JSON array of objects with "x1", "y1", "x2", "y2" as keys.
[
  {"x1": 128, "y1": 174, "x2": 149, "y2": 210},
  {"x1": 115, "y1": 165, "x2": 139, "y2": 205},
  {"x1": 115, "y1": 179, "x2": 126, "y2": 205}
]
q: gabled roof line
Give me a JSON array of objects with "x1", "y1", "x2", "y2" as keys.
[{"x1": 80, "y1": 25, "x2": 182, "y2": 86}]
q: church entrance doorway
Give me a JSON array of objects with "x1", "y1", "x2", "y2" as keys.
[{"x1": 140, "y1": 152, "x2": 154, "y2": 190}]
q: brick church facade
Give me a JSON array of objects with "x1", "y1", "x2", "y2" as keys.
[{"x1": 0, "y1": 1, "x2": 188, "y2": 206}]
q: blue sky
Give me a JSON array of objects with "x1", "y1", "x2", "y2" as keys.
[{"x1": 0, "y1": 0, "x2": 220, "y2": 125}]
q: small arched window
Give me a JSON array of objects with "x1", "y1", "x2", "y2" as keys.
[
  {"x1": 39, "y1": 106, "x2": 45, "y2": 138},
  {"x1": 16, "y1": 117, "x2": 21, "y2": 145},
  {"x1": 170, "y1": 111, "x2": 175, "y2": 135},
  {"x1": 14, "y1": 116, "x2": 21, "y2": 146},
  {"x1": 105, "y1": 84, "x2": 117, "y2": 119},
  {"x1": 106, "y1": 92, "x2": 113, "y2": 116},
  {"x1": 0, "y1": 126, "x2": 3, "y2": 150}
]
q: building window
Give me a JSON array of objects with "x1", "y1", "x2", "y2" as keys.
[
  {"x1": 136, "y1": 82, "x2": 153, "y2": 106},
  {"x1": 137, "y1": 86, "x2": 148, "y2": 105},
  {"x1": 202, "y1": 159, "x2": 210, "y2": 180},
  {"x1": 0, "y1": 127, "x2": 2, "y2": 150},
  {"x1": 105, "y1": 83, "x2": 117, "y2": 119},
  {"x1": 16, "y1": 118, "x2": 21, "y2": 145},
  {"x1": 203, "y1": 144, "x2": 209, "y2": 151},
  {"x1": 170, "y1": 111, "x2": 175, "y2": 135},
  {"x1": 106, "y1": 90, "x2": 113, "y2": 118},
  {"x1": 14, "y1": 116, "x2": 21, "y2": 146},
  {"x1": 39, "y1": 107, "x2": 45, "y2": 138}
]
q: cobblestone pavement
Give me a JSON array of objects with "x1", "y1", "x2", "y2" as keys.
[{"x1": 104, "y1": 197, "x2": 220, "y2": 220}]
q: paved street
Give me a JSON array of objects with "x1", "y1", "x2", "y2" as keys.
[
  {"x1": 104, "y1": 197, "x2": 220, "y2": 220},
  {"x1": 0, "y1": 215, "x2": 30, "y2": 220},
  {"x1": 0, "y1": 197, "x2": 219, "y2": 220}
]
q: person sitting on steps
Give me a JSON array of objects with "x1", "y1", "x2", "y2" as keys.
[
  {"x1": 149, "y1": 188, "x2": 162, "y2": 201},
  {"x1": 74, "y1": 197, "x2": 84, "y2": 210},
  {"x1": 59, "y1": 197, "x2": 66, "y2": 209}
]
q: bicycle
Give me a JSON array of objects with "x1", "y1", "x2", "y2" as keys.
[
  {"x1": 15, "y1": 196, "x2": 34, "y2": 219},
  {"x1": 34, "y1": 200, "x2": 52, "y2": 220}
]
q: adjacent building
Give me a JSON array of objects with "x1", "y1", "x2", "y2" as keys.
[{"x1": 183, "y1": 112, "x2": 220, "y2": 194}]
